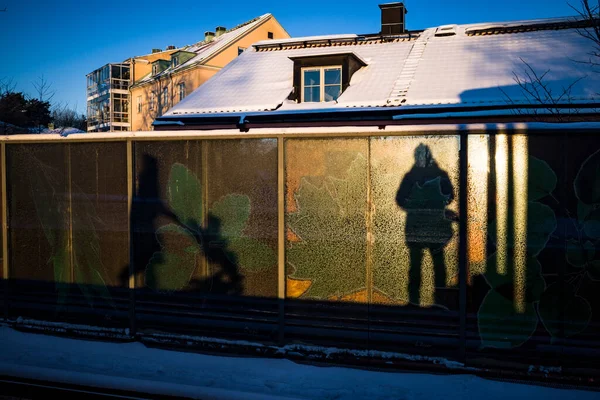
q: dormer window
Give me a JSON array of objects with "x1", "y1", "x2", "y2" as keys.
[
  {"x1": 289, "y1": 52, "x2": 367, "y2": 104},
  {"x1": 172, "y1": 56, "x2": 179, "y2": 68},
  {"x1": 302, "y1": 66, "x2": 342, "y2": 102},
  {"x1": 152, "y1": 64, "x2": 158, "y2": 75}
]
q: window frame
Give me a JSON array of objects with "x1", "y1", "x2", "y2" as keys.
[
  {"x1": 178, "y1": 83, "x2": 186, "y2": 102},
  {"x1": 162, "y1": 87, "x2": 168, "y2": 108},
  {"x1": 149, "y1": 92, "x2": 155, "y2": 111},
  {"x1": 301, "y1": 65, "x2": 343, "y2": 103}
]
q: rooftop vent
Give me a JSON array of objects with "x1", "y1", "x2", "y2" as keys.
[
  {"x1": 379, "y1": 2, "x2": 408, "y2": 35},
  {"x1": 151, "y1": 48, "x2": 162, "y2": 53},
  {"x1": 435, "y1": 24, "x2": 457, "y2": 37},
  {"x1": 205, "y1": 31, "x2": 215, "y2": 42},
  {"x1": 166, "y1": 45, "x2": 176, "y2": 50},
  {"x1": 216, "y1": 26, "x2": 227, "y2": 37}
]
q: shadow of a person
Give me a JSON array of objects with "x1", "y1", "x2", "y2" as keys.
[{"x1": 396, "y1": 144, "x2": 456, "y2": 306}]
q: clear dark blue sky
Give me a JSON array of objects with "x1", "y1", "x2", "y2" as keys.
[{"x1": 0, "y1": 0, "x2": 576, "y2": 113}]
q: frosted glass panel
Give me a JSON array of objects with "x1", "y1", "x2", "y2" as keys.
[
  {"x1": 371, "y1": 136, "x2": 460, "y2": 309},
  {"x1": 285, "y1": 139, "x2": 368, "y2": 301},
  {"x1": 207, "y1": 139, "x2": 278, "y2": 298}
]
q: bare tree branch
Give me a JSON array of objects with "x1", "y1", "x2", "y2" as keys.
[
  {"x1": 32, "y1": 74, "x2": 55, "y2": 103},
  {"x1": 501, "y1": 58, "x2": 587, "y2": 122},
  {"x1": 0, "y1": 77, "x2": 16, "y2": 96},
  {"x1": 568, "y1": 0, "x2": 600, "y2": 70}
]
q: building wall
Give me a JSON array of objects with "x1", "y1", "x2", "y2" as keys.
[
  {"x1": 206, "y1": 17, "x2": 289, "y2": 68},
  {"x1": 129, "y1": 16, "x2": 290, "y2": 131},
  {"x1": 131, "y1": 49, "x2": 180, "y2": 83},
  {"x1": 130, "y1": 66, "x2": 219, "y2": 131}
]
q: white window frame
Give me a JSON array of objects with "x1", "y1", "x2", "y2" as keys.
[
  {"x1": 301, "y1": 65, "x2": 342, "y2": 103},
  {"x1": 178, "y1": 83, "x2": 186, "y2": 102},
  {"x1": 149, "y1": 92, "x2": 155, "y2": 111},
  {"x1": 162, "y1": 87, "x2": 168, "y2": 107},
  {"x1": 172, "y1": 56, "x2": 179, "y2": 68}
]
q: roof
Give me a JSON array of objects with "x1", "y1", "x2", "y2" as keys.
[
  {"x1": 132, "y1": 13, "x2": 275, "y2": 87},
  {"x1": 160, "y1": 16, "x2": 600, "y2": 120}
]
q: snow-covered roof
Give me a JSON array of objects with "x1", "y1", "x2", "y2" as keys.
[
  {"x1": 133, "y1": 14, "x2": 274, "y2": 86},
  {"x1": 162, "y1": 16, "x2": 600, "y2": 117}
]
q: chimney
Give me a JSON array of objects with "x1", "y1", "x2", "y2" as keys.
[
  {"x1": 379, "y1": 2, "x2": 408, "y2": 35},
  {"x1": 152, "y1": 48, "x2": 162, "y2": 53},
  {"x1": 215, "y1": 26, "x2": 227, "y2": 37},
  {"x1": 166, "y1": 45, "x2": 176, "y2": 50},
  {"x1": 205, "y1": 31, "x2": 215, "y2": 42}
]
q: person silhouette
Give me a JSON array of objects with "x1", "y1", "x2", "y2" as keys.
[{"x1": 396, "y1": 144, "x2": 456, "y2": 306}]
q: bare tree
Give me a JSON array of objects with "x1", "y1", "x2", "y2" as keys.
[
  {"x1": 32, "y1": 74, "x2": 55, "y2": 103},
  {"x1": 0, "y1": 77, "x2": 16, "y2": 96},
  {"x1": 51, "y1": 102, "x2": 87, "y2": 134},
  {"x1": 570, "y1": 0, "x2": 600, "y2": 69},
  {"x1": 500, "y1": 58, "x2": 587, "y2": 122}
]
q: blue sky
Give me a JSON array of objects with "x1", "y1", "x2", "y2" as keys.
[{"x1": 0, "y1": 0, "x2": 577, "y2": 113}]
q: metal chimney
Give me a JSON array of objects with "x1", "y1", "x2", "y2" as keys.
[{"x1": 379, "y1": 2, "x2": 408, "y2": 35}]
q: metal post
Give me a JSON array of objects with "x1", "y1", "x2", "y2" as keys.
[
  {"x1": 67, "y1": 145, "x2": 74, "y2": 285},
  {"x1": 277, "y1": 136, "x2": 285, "y2": 345},
  {"x1": 459, "y1": 131, "x2": 468, "y2": 362},
  {"x1": 127, "y1": 140, "x2": 136, "y2": 337},
  {"x1": 1, "y1": 143, "x2": 8, "y2": 320},
  {"x1": 201, "y1": 141, "x2": 209, "y2": 278},
  {"x1": 366, "y1": 139, "x2": 373, "y2": 350}
]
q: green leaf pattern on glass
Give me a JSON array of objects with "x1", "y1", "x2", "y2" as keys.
[{"x1": 287, "y1": 154, "x2": 368, "y2": 299}]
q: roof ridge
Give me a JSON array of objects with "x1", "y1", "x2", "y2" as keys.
[{"x1": 187, "y1": 13, "x2": 271, "y2": 49}]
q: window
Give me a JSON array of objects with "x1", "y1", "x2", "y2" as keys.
[
  {"x1": 137, "y1": 96, "x2": 142, "y2": 114},
  {"x1": 268, "y1": 31, "x2": 274, "y2": 39},
  {"x1": 149, "y1": 93, "x2": 155, "y2": 111},
  {"x1": 172, "y1": 56, "x2": 179, "y2": 68},
  {"x1": 178, "y1": 83, "x2": 186, "y2": 102},
  {"x1": 301, "y1": 66, "x2": 342, "y2": 103},
  {"x1": 290, "y1": 52, "x2": 366, "y2": 104},
  {"x1": 238, "y1": 47, "x2": 246, "y2": 56},
  {"x1": 162, "y1": 87, "x2": 168, "y2": 107},
  {"x1": 152, "y1": 64, "x2": 159, "y2": 75}
]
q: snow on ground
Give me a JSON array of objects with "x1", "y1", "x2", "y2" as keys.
[{"x1": 0, "y1": 325, "x2": 598, "y2": 400}]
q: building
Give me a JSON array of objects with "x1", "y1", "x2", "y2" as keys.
[
  {"x1": 154, "y1": 6, "x2": 599, "y2": 129},
  {"x1": 86, "y1": 13, "x2": 288, "y2": 132},
  {"x1": 129, "y1": 13, "x2": 288, "y2": 131},
  {"x1": 86, "y1": 48, "x2": 180, "y2": 132}
]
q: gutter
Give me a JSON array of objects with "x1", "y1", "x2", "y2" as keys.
[{"x1": 153, "y1": 102, "x2": 600, "y2": 131}]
